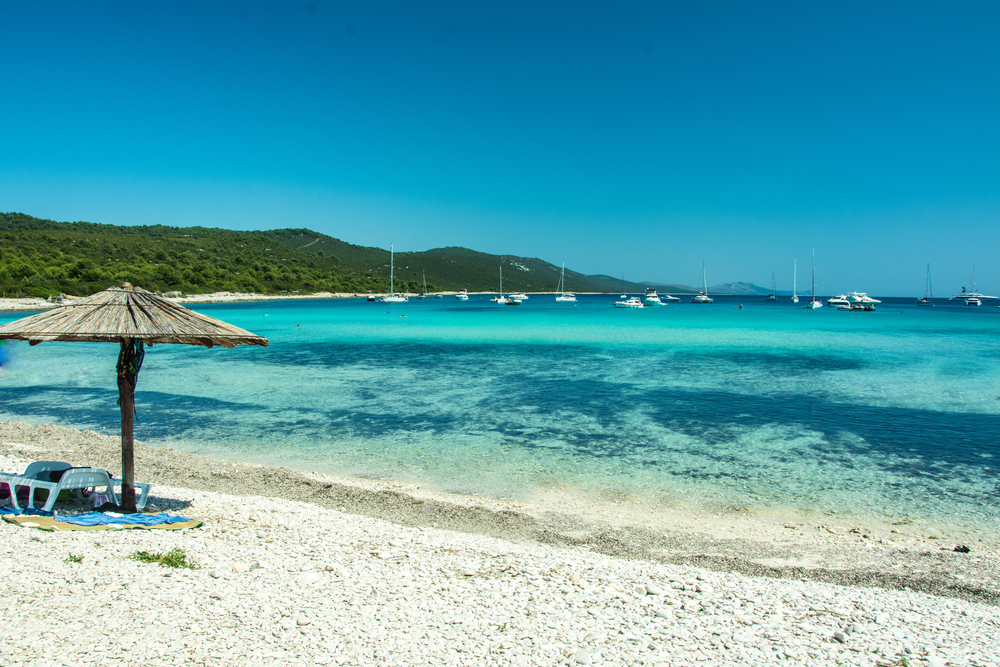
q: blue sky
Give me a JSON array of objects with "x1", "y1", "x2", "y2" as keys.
[{"x1": 2, "y1": 1, "x2": 998, "y2": 295}]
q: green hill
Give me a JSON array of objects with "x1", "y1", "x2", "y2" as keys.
[{"x1": 0, "y1": 212, "x2": 676, "y2": 297}]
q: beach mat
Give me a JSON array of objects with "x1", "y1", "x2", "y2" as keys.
[{"x1": 3, "y1": 514, "x2": 202, "y2": 531}]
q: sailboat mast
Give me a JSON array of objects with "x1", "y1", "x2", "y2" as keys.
[
  {"x1": 811, "y1": 249, "x2": 816, "y2": 301},
  {"x1": 390, "y1": 243, "x2": 394, "y2": 294}
]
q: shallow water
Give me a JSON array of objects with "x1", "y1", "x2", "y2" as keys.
[{"x1": 2, "y1": 294, "x2": 999, "y2": 529}]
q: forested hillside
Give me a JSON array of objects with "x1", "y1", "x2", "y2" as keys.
[{"x1": 0, "y1": 213, "x2": 674, "y2": 297}]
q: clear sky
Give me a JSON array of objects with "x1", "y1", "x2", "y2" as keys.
[{"x1": 3, "y1": 1, "x2": 998, "y2": 296}]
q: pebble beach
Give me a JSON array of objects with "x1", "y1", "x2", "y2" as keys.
[{"x1": 1, "y1": 421, "x2": 998, "y2": 667}]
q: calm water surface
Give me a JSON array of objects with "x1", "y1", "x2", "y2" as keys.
[{"x1": 2, "y1": 294, "x2": 998, "y2": 529}]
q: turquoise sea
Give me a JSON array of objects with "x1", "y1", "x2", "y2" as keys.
[{"x1": 2, "y1": 294, "x2": 999, "y2": 530}]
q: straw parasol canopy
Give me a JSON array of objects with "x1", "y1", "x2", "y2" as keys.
[{"x1": 0, "y1": 283, "x2": 268, "y2": 511}]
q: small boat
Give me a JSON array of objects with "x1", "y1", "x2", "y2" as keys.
[
  {"x1": 366, "y1": 293, "x2": 376, "y2": 302},
  {"x1": 791, "y1": 260, "x2": 799, "y2": 304},
  {"x1": 509, "y1": 292, "x2": 529, "y2": 301},
  {"x1": 916, "y1": 264, "x2": 933, "y2": 306},
  {"x1": 455, "y1": 289, "x2": 469, "y2": 301},
  {"x1": 802, "y1": 250, "x2": 823, "y2": 309},
  {"x1": 555, "y1": 263, "x2": 576, "y2": 302},
  {"x1": 660, "y1": 293, "x2": 681, "y2": 302},
  {"x1": 766, "y1": 272, "x2": 777, "y2": 301},
  {"x1": 381, "y1": 243, "x2": 408, "y2": 303},
  {"x1": 644, "y1": 287, "x2": 665, "y2": 306},
  {"x1": 691, "y1": 262, "x2": 712, "y2": 303},
  {"x1": 614, "y1": 296, "x2": 644, "y2": 308}
]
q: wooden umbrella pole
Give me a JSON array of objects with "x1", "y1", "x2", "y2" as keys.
[{"x1": 118, "y1": 339, "x2": 137, "y2": 513}]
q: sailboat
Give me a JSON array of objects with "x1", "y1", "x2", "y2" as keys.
[
  {"x1": 766, "y1": 272, "x2": 777, "y2": 301},
  {"x1": 802, "y1": 249, "x2": 823, "y2": 309},
  {"x1": 916, "y1": 264, "x2": 933, "y2": 306},
  {"x1": 791, "y1": 261, "x2": 799, "y2": 304},
  {"x1": 555, "y1": 262, "x2": 576, "y2": 302},
  {"x1": 415, "y1": 270, "x2": 427, "y2": 299},
  {"x1": 495, "y1": 265, "x2": 521, "y2": 305},
  {"x1": 950, "y1": 266, "x2": 997, "y2": 305},
  {"x1": 381, "y1": 244, "x2": 408, "y2": 303},
  {"x1": 691, "y1": 262, "x2": 712, "y2": 303}
]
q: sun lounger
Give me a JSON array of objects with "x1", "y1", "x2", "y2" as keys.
[
  {"x1": 0, "y1": 464, "x2": 152, "y2": 513},
  {"x1": 1, "y1": 461, "x2": 70, "y2": 510}
]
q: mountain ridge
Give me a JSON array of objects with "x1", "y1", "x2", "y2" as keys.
[{"x1": 0, "y1": 212, "x2": 765, "y2": 297}]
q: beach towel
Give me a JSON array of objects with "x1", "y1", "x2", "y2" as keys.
[
  {"x1": 0, "y1": 505, "x2": 53, "y2": 517},
  {"x1": 2, "y1": 513, "x2": 202, "y2": 531},
  {"x1": 58, "y1": 512, "x2": 193, "y2": 527}
]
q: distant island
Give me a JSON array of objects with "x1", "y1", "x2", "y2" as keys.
[{"x1": 0, "y1": 212, "x2": 767, "y2": 298}]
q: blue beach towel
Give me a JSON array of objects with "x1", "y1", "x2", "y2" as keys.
[
  {"x1": 0, "y1": 505, "x2": 53, "y2": 517},
  {"x1": 57, "y1": 512, "x2": 194, "y2": 527}
]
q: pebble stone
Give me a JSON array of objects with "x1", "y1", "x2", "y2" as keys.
[
  {"x1": 1, "y1": 425, "x2": 999, "y2": 667},
  {"x1": 1, "y1": 477, "x2": 998, "y2": 667}
]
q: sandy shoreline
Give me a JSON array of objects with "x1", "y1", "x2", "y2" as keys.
[
  {"x1": 0, "y1": 291, "x2": 363, "y2": 312},
  {"x1": 2, "y1": 421, "x2": 996, "y2": 607},
  {"x1": 0, "y1": 290, "x2": 657, "y2": 313}
]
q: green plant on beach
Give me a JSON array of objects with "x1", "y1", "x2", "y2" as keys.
[
  {"x1": 65, "y1": 553, "x2": 83, "y2": 564},
  {"x1": 130, "y1": 547, "x2": 198, "y2": 569}
]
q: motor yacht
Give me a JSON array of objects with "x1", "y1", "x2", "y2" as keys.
[
  {"x1": 644, "y1": 288, "x2": 665, "y2": 306},
  {"x1": 827, "y1": 294, "x2": 850, "y2": 307},
  {"x1": 846, "y1": 292, "x2": 881, "y2": 305},
  {"x1": 614, "y1": 296, "x2": 644, "y2": 308},
  {"x1": 455, "y1": 289, "x2": 469, "y2": 301},
  {"x1": 950, "y1": 267, "x2": 997, "y2": 303}
]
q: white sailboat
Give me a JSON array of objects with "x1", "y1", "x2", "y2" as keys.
[
  {"x1": 791, "y1": 260, "x2": 799, "y2": 304},
  {"x1": 495, "y1": 265, "x2": 521, "y2": 305},
  {"x1": 555, "y1": 262, "x2": 576, "y2": 302},
  {"x1": 916, "y1": 264, "x2": 933, "y2": 306},
  {"x1": 415, "y1": 270, "x2": 427, "y2": 299},
  {"x1": 802, "y1": 249, "x2": 823, "y2": 309},
  {"x1": 691, "y1": 262, "x2": 712, "y2": 303},
  {"x1": 381, "y1": 244, "x2": 408, "y2": 303},
  {"x1": 766, "y1": 272, "x2": 777, "y2": 301}
]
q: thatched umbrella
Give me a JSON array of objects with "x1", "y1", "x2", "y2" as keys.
[{"x1": 0, "y1": 283, "x2": 268, "y2": 511}]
